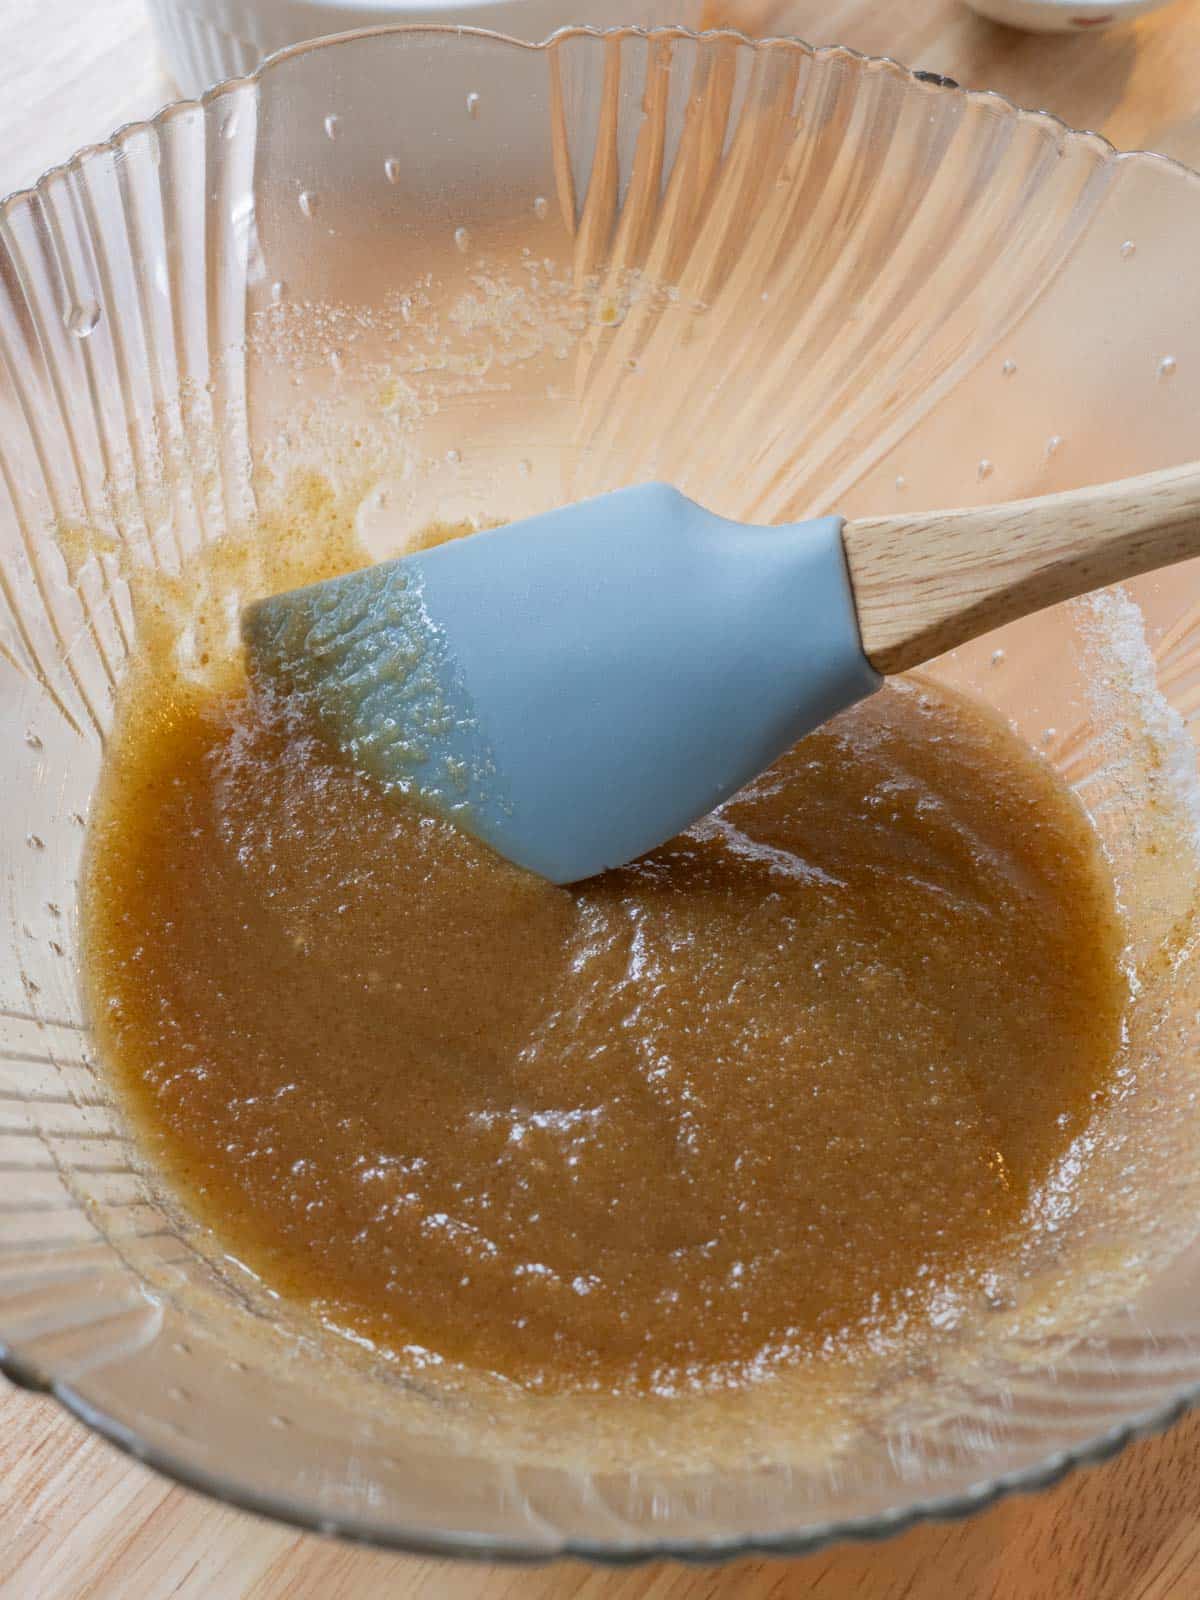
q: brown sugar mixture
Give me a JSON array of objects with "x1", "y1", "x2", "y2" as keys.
[{"x1": 83, "y1": 653, "x2": 1127, "y2": 1394}]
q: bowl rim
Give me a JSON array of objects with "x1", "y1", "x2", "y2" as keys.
[
  {"x1": 10, "y1": 16, "x2": 1200, "y2": 217},
  {"x1": 5, "y1": 18, "x2": 1200, "y2": 1567}
]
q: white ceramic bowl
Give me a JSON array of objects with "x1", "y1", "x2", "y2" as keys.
[
  {"x1": 963, "y1": 0, "x2": 1176, "y2": 32},
  {"x1": 148, "y1": 0, "x2": 706, "y2": 95}
]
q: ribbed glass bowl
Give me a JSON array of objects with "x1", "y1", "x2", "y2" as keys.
[{"x1": 4, "y1": 21, "x2": 1200, "y2": 1562}]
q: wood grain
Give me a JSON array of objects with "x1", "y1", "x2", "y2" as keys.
[
  {"x1": 4, "y1": 1, "x2": 1200, "y2": 1597},
  {"x1": 844, "y1": 461, "x2": 1200, "y2": 673}
]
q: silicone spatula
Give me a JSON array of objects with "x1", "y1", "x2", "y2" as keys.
[{"x1": 243, "y1": 464, "x2": 1200, "y2": 883}]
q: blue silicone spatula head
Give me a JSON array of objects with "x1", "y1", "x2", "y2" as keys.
[
  {"x1": 244, "y1": 460, "x2": 1200, "y2": 881},
  {"x1": 243, "y1": 484, "x2": 881, "y2": 883}
]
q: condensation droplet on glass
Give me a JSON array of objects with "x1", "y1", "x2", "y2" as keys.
[
  {"x1": 991, "y1": 648, "x2": 1006, "y2": 666},
  {"x1": 533, "y1": 195, "x2": 549, "y2": 220},
  {"x1": 466, "y1": 92, "x2": 481, "y2": 119},
  {"x1": 446, "y1": 447, "x2": 461, "y2": 465},
  {"x1": 328, "y1": 349, "x2": 343, "y2": 373},
  {"x1": 65, "y1": 300, "x2": 101, "y2": 338},
  {"x1": 323, "y1": 113, "x2": 341, "y2": 140},
  {"x1": 1120, "y1": 239, "x2": 1136, "y2": 259},
  {"x1": 269, "y1": 1414, "x2": 292, "y2": 1429},
  {"x1": 24, "y1": 729, "x2": 41, "y2": 749},
  {"x1": 26, "y1": 834, "x2": 44, "y2": 850},
  {"x1": 1001, "y1": 359, "x2": 1016, "y2": 377},
  {"x1": 70, "y1": 812, "x2": 85, "y2": 827},
  {"x1": 220, "y1": 111, "x2": 238, "y2": 141},
  {"x1": 454, "y1": 226, "x2": 470, "y2": 254},
  {"x1": 271, "y1": 280, "x2": 286, "y2": 304},
  {"x1": 298, "y1": 190, "x2": 318, "y2": 220},
  {"x1": 518, "y1": 458, "x2": 532, "y2": 477},
  {"x1": 976, "y1": 458, "x2": 994, "y2": 482},
  {"x1": 1046, "y1": 434, "x2": 1063, "y2": 456},
  {"x1": 384, "y1": 158, "x2": 401, "y2": 185},
  {"x1": 1041, "y1": 728, "x2": 1057, "y2": 746},
  {"x1": 1159, "y1": 354, "x2": 1178, "y2": 378},
  {"x1": 626, "y1": 357, "x2": 641, "y2": 374},
  {"x1": 894, "y1": 474, "x2": 907, "y2": 492}
]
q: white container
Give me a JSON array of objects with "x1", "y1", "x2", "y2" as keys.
[
  {"x1": 148, "y1": 0, "x2": 707, "y2": 96},
  {"x1": 962, "y1": 0, "x2": 1175, "y2": 31}
]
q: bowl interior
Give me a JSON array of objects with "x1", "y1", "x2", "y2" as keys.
[{"x1": 2, "y1": 24, "x2": 1200, "y2": 1560}]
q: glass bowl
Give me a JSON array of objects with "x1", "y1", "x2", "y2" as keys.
[{"x1": 4, "y1": 22, "x2": 1200, "y2": 1563}]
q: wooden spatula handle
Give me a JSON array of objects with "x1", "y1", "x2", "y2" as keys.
[{"x1": 842, "y1": 461, "x2": 1200, "y2": 676}]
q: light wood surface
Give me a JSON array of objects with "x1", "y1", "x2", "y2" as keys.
[
  {"x1": 5, "y1": 1, "x2": 1200, "y2": 1597},
  {"x1": 845, "y1": 460, "x2": 1200, "y2": 672}
]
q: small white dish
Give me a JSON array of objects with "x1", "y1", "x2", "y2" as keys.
[{"x1": 963, "y1": 0, "x2": 1177, "y2": 31}]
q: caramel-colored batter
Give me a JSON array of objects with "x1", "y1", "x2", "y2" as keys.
[{"x1": 83, "y1": 662, "x2": 1126, "y2": 1394}]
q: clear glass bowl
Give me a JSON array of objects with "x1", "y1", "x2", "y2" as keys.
[{"x1": 4, "y1": 21, "x2": 1200, "y2": 1562}]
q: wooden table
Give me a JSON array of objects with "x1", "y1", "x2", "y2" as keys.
[{"x1": 4, "y1": 1, "x2": 1200, "y2": 1594}]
